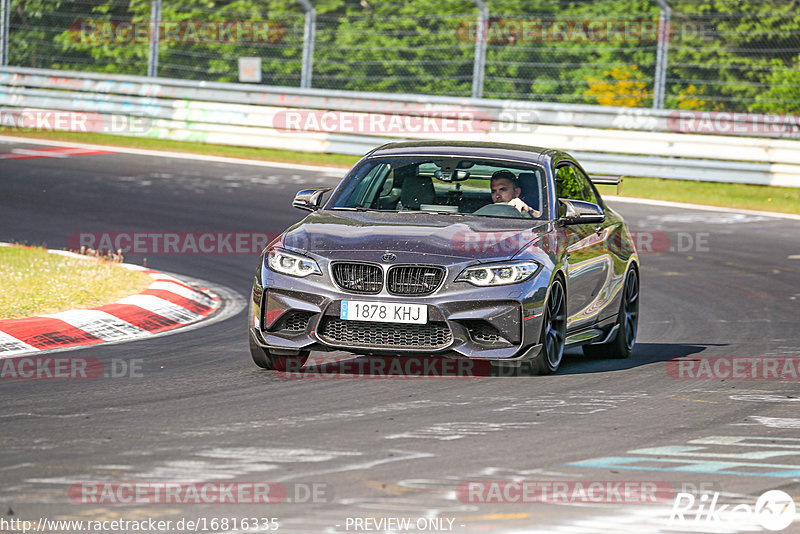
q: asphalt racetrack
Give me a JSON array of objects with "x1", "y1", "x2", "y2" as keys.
[{"x1": 1, "y1": 139, "x2": 799, "y2": 534}]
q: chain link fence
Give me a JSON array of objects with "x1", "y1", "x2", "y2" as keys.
[{"x1": 3, "y1": 0, "x2": 799, "y2": 114}]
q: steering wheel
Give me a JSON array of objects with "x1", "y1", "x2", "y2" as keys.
[{"x1": 473, "y1": 203, "x2": 532, "y2": 219}]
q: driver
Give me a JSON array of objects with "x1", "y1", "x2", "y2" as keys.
[{"x1": 490, "y1": 170, "x2": 540, "y2": 217}]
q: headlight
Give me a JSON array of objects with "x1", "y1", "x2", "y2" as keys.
[
  {"x1": 455, "y1": 261, "x2": 539, "y2": 286},
  {"x1": 266, "y1": 248, "x2": 321, "y2": 277}
]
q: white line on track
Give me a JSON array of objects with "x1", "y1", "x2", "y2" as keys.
[
  {"x1": 3, "y1": 134, "x2": 796, "y2": 220},
  {"x1": 0, "y1": 135, "x2": 348, "y2": 173}
]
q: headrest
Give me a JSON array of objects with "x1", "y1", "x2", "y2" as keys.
[
  {"x1": 516, "y1": 171, "x2": 540, "y2": 212},
  {"x1": 400, "y1": 175, "x2": 435, "y2": 210}
]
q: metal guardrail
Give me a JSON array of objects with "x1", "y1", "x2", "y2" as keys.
[
  {"x1": 1, "y1": 66, "x2": 799, "y2": 187},
  {"x1": 3, "y1": 67, "x2": 800, "y2": 138}
]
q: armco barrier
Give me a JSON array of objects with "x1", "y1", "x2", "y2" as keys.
[{"x1": 1, "y1": 66, "x2": 799, "y2": 187}]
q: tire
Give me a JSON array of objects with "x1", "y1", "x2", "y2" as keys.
[
  {"x1": 249, "y1": 333, "x2": 309, "y2": 371},
  {"x1": 528, "y1": 278, "x2": 567, "y2": 375},
  {"x1": 583, "y1": 267, "x2": 639, "y2": 359}
]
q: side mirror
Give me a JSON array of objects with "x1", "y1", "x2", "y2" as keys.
[
  {"x1": 292, "y1": 188, "x2": 331, "y2": 212},
  {"x1": 559, "y1": 199, "x2": 605, "y2": 225}
]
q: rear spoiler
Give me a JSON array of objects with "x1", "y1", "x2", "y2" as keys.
[{"x1": 590, "y1": 175, "x2": 623, "y2": 195}]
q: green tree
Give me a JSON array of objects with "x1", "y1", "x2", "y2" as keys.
[
  {"x1": 753, "y1": 55, "x2": 800, "y2": 113},
  {"x1": 6, "y1": 0, "x2": 800, "y2": 113},
  {"x1": 313, "y1": 0, "x2": 477, "y2": 95},
  {"x1": 9, "y1": 0, "x2": 97, "y2": 70},
  {"x1": 665, "y1": 0, "x2": 800, "y2": 113}
]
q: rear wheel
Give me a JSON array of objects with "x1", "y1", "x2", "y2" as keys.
[
  {"x1": 249, "y1": 334, "x2": 309, "y2": 371},
  {"x1": 528, "y1": 278, "x2": 566, "y2": 375},
  {"x1": 583, "y1": 267, "x2": 639, "y2": 359}
]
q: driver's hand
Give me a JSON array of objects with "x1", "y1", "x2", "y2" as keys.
[{"x1": 507, "y1": 197, "x2": 540, "y2": 217}]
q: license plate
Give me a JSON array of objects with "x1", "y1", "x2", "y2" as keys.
[{"x1": 340, "y1": 300, "x2": 427, "y2": 324}]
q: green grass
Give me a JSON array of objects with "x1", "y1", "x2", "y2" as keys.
[
  {"x1": 596, "y1": 177, "x2": 800, "y2": 215},
  {"x1": 3, "y1": 128, "x2": 799, "y2": 215},
  {"x1": 0, "y1": 245, "x2": 153, "y2": 319},
  {"x1": 0, "y1": 128, "x2": 359, "y2": 168}
]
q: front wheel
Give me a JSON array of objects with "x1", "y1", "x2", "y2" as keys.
[
  {"x1": 528, "y1": 278, "x2": 566, "y2": 375},
  {"x1": 249, "y1": 334, "x2": 309, "y2": 371},
  {"x1": 583, "y1": 267, "x2": 639, "y2": 359}
]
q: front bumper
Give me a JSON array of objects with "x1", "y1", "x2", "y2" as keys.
[{"x1": 250, "y1": 270, "x2": 548, "y2": 361}]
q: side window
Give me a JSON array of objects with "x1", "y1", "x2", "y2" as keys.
[
  {"x1": 555, "y1": 165, "x2": 584, "y2": 217},
  {"x1": 574, "y1": 167, "x2": 599, "y2": 205},
  {"x1": 354, "y1": 164, "x2": 389, "y2": 207},
  {"x1": 555, "y1": 165, "x2": 584, "y2": 201}
]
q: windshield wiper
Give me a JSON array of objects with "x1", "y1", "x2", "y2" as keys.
[
  {"x1": 331, "y1": 207, "x2": 466, "y2": 216},
  {"x1": 330, "y1": 206, "x2": 382, "y2": 212},
  {"x1": 420, "y1": 211, "x2": 467, "y2": 216}
]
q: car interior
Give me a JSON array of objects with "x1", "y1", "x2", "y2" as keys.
[{"x1": 356, "y1": 159, "x2": 544, "y2": 218}]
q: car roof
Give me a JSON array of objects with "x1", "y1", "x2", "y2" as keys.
[{"x1": 365, "y1": 140, "x2": 562, "y2": 166}]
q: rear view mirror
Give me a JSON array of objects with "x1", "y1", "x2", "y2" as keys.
[
  {"x1": 292, "y1": 188, "x2": 331, "y2": 212},
  {"x1": 433, "y1": 169, "x2": 470, "y2": 182}
]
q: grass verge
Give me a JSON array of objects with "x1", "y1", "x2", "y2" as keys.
[
  {"x1": 0, "y1": 245, "x2": 153, "y2": 319},
  {"x1": 596, "y1": 177, "x2": 800, "y2": 215},
  {"x1": 2, "y1": 128, "x2": 799, "y2": 215},
  {"x1": 0, "y1": 128, "x2": 360, "y2": 168}
]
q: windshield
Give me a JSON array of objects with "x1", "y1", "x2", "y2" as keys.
[{"x1": 326, "y1": 156, "x2": 547, "y2": 219}]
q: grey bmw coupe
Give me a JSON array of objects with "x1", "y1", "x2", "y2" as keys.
[{"x1": 249, "y1": 141, "x2": 639, "y2": 374}]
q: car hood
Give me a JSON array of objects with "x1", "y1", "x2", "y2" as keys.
[{"x1": 281, "y1": 210, "x2": 550, "y2": 263}]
